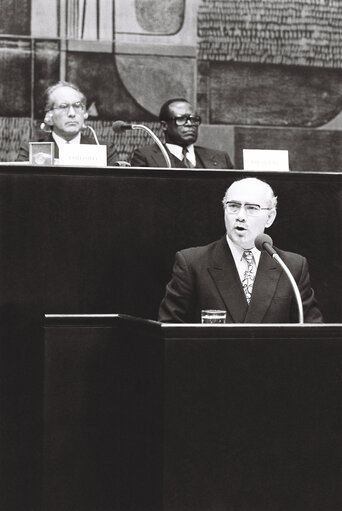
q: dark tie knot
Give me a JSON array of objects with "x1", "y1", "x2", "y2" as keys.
[{"x1": 182, "y1": 146, "x2": 194, "y2": 168}]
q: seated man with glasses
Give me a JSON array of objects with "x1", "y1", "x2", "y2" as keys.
[
  {"x1": 16, "y1": 81, "x2": 104, "y2": 162},
  {"x1": 130, "y1": 98, "x2": 234, "y2": 169},
  {"x1": 159, "y1": 177, "x2": 323, "y2": 323}
]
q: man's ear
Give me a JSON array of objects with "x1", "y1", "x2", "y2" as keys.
[
  {"x1": 160, "y1": 121, "x2": 167, "y2": 132},
  {"x1": 84, "y1": 112, "x2": 88, "y2": 120},
  {"x1": 265, "y1": 208, "x2": 277, "y2": 228},
  {"x1": 44, "y1": 112, "x2": 54, "y2": 126}
]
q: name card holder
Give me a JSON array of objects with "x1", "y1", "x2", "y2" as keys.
[
  {"x1": 29, "y1": 142, "x2": 54, "y2": 165},
  {"x1": 58, "y1": 144, "x2": 107, "y2": 167},
  {"x1": 243, "y1": 149, "x2": 289, "y2": 172}
]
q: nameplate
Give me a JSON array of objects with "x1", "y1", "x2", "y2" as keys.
[
  {"x1": 243, "y1": 149, "x2": 289, "y2": 172},
  {"x1": 59, "y1": 144, "x2": 107, "y2": 167}
]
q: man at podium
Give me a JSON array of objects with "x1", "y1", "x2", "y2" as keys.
[{"x1": 159, "y1": 177, "x2": 323, "y2": 323}]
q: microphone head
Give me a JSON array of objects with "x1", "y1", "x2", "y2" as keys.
[
  {"x1": 112, "y1": 120, "x2": 132, "y2": 133},
  {"x1": 255, "y1": 233, "x2": 273, "y2": 251},
  {"x1": 40, "y1": 122, "x2": 52, "y2": 133}
]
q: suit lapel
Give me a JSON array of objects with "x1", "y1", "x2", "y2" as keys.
[
  {"x1": 195, "y1": 146, "x2": 220, "y2": 169},
  {"x1": 208, "y1": 238, "x2": 248, "y2": 323},
  {"x1": 244, "y1": 252, "x2": 282, "y2": 323},
  {"x1": 46, "y1": 134, "x2": 59, "y2": 158},
  {"x1": 150, "y1": 145, "x2": 174, "y2": 167}
]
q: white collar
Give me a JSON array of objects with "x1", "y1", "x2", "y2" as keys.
[
  {"x1": 166, "y1": 143, "x2": 196, "y2": 166},
  {"x1": 226, "y1": 235, "x2": 261, "y2": 266},
  {"x1": 52, "y1": 131, "x2": 81, "y2": 146}
]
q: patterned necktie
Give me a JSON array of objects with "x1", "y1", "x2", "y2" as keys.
[
  {"x1": 242, "y1": 250, "x2": 255, "y2": 303},
  {"x1": 182, "y1": 147, "x2": 194, "y2": 168}
]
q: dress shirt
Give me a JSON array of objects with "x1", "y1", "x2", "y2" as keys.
[
  {"x1": 52, "y1": 132, "x2": 81, "y2": 147},
  {"x1": 226, "y1": 235, "x2": 261, "y2": 282},
  {"x1": 166, "y1": 143, "x2": 196, "y2": 167}
]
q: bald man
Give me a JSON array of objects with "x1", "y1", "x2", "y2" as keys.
[{"x1": 158, "y1": 177, "x2": 323, "y2": 323}]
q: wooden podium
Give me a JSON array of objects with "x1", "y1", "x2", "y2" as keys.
[{"x1": 43, "y1": 315, "x2": 342, "y2": 511}]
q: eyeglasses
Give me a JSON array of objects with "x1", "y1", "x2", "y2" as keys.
[
  {"x1": 225, "y1": 201, "x2": 271, "y2": 216},
  {"x1": 168, "y1": 114, "x2": 201, "y2": 126},
  {"x1": 52, "y1": 101, "x2": 86, "y2": 112}
]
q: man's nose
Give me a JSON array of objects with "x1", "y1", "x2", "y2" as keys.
[
  {"x1": 184, "y1": 117, "x2": 194, "y2": 126},
  {"x1": 67, "y1": 105, "x2": 76, "y2": 116},
  {"x1": 236, "y1": 206, "x2": 247, "y2": 220}
]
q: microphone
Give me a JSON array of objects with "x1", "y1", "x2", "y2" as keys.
[
  {"x1": 40, "y1": 122, "x2": 52, "y2": 133},
  {"x1": 254, "y1": 233, "x2": 276, "y2": 256},
  {"x1": 82, "y1": 124, "x2": 99, "y2": 145},
  {"x1": 112, "y1": 121, "x2": 133, "y2": 132},
  {"x1": 112, "y1": 120, "x2": 171, "y2": 168},
  {"x1": 254, "y1": 233, "x2": 304, "y2": 324}
]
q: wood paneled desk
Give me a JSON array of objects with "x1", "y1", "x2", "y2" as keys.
[{"x1": 43, "y1": 315, "x2": 342, "y2": 511}]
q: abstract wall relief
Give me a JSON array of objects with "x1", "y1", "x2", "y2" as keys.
[
  {"x1": 135, "y1": 0, "x2": 185, "y2": 34},
  {"x1": 2, "y1": 0, "x2": 342, "y2": 162},
  {"x1": 197, "y1": 0, "x2": 342, "y2": 126},
  {"x1": 115, "y1": 0, "x2": 199, "y2": 116},
  {"x1": 208, "y1": 61, "x2": 342, "y2": 127},
  {"x1": 34, "y1": 41, "x2": 60, "y2": 118},
  {"x1": 0, "y1": 40, "x2": 31, "y2": 116},
  {"x1": 0, "y1": 0, "x2": 30, "y2": 35},
  {"x1": 66, "y1": 51, "x2": 156, "y2": 120}
]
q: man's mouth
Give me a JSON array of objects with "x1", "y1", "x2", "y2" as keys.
[{"x1": 235, "y1": 226, "x2": 247, "y2": 231}]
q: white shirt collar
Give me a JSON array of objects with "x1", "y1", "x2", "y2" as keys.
[
  {"x1": 165, "y1": 143, "x2": 196, "y2": 166},
  {"x1": 52, "y1": 131, "x2": 81, "y2": 146},
  {"x1": 226, "y1": 235, "x2": 261, "y2": 280}
]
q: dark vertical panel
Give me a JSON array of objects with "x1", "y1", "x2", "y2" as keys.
[
  {"x1": 0, "y1": 0, "x2": 31, "y2": 35},
  {"x1": 34, "y1": 40, "x2": 60, "y2": 118},
  {"x1": 0, "y1": 40, "x2": 31, "y2": 116}
]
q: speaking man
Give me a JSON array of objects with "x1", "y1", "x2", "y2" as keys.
[
  {"x1": 130, "y1": 98, "x2": 234, "y2": 169},
  {"x1": 158, "y1": 177, "x2": 323, "y2": 323}
]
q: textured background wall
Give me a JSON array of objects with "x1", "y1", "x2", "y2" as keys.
[{"x1": 1, "y1": 0, "x2": 342, "y2": 166}]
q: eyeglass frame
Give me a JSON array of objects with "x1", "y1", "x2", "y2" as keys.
[
  {"x1": 52, "y1": 101, "x2": 86, "y2": 113},
  {"x1": 225, "y1": 201, "x2": 272, "y2": 216},
  {"x1": 167, "y1": 114, "x2": 202, "y2": 126}
]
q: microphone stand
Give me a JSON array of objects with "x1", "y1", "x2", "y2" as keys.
[
  {"x1": 272, "y1": 253, "x2": 304, "y2": 324},
  {"x1": 131, "y1": 124, "x2": 171, "y2": 168},
  {"x1": 83, "y1": 124, "x2": 100, "y2": 145}
]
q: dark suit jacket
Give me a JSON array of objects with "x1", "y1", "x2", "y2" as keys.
[
  {"x1": 16, "y1": 132, "x2": 97, "y2": 161},
  {"x1": 130, "y1": 143, "x2": 234, "y2": 169},
  {"x1": 158, "y1": 236, "x2": 323, "y2": 323}
]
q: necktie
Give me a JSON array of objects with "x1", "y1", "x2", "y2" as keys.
[
  {"x1": 182, "y1": 147, "x2": 194, "y2": 168},
  {"x1": 242, "y1": 250, "x2": 255, "y2": 303}
]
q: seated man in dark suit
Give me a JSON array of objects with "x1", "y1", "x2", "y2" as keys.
[
  {"x1": 16, "y1": 81, "x2": 97, "y2": 162},
  {"x1": 130, "y1": 98, "x2": 234, "y2": 169},
  {"x1": 159, "y1": 177, "x2": 323, "y2": 323}
]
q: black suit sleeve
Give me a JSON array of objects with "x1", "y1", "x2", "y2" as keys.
[
  {"x1": 130, "y1": 148, "x2": 150, "y2": 167},
  {"x1": 15, "y1": 142, "x2": 30, "y2": 162},
  {"x1": 107, "y1": 144, "x2": 120, "y2": 166},
  {"x1": 297, "y1": 257, "x2": 324, "y2": 323},
  {"x1": 158, "y1": 251, "x2": 195, "y2": 323},
  {"x1": 224, "y1": 152, "x2": 234, "y2": 169}
]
